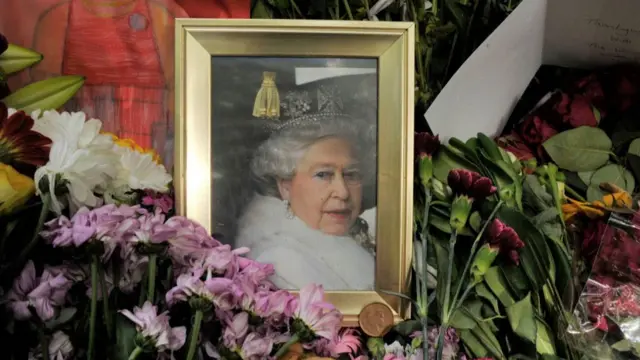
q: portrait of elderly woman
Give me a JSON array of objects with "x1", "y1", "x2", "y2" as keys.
[
  {"x1": 209, "y1": 57, "x2": 378, "y2": 291},
  {"x1": 235, "y1": 113, "x2": 376, "y2": 290}
]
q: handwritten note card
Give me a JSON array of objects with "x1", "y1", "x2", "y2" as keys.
[{"x1": 544, "y1": 0, "x2": 640, "y2": 67}]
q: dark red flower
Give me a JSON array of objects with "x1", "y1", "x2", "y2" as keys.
[
  {"x1": 0, "y1": 102, "x2": 51, "y2": 169},
  {"x1": 552, "y1": 93, "x2": 599, "y2": 128},
  {"x1": 414, "y1": 132, "x2": 440, "y2": 159},
  {"x1": 581, "y1": 220, "x2": 613, "y2": 265},
  {"x1": 0, "y1": 33, "x2": 7, "y2": 55},
  {"x1": 487, "y1": 219, "x2": 525, "y2": 265},
  {"x1": 574, "y1": 73, "x2": 607, "y2": 114},
  {"x1": 517, "y1": 115, "x2": 558, "y2": 147},
  {"x1": 496, "y1": 133, "x2": 534, "y2": 161},
  {"x1": 447, "y1": 169, "x2": 496, "y2": 199}
]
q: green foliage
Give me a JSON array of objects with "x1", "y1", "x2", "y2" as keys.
[{"x1": 251, "y1": 0, "x2": 522, "y2": 108}]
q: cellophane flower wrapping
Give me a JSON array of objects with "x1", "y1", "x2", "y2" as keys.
[{"x1": 570, "y1": 213, "x2": 640, "y2": 359}]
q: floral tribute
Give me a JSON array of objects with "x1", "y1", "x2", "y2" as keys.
[{"x1": 0, "y1": 100, "x2": 357, "y2": 360}]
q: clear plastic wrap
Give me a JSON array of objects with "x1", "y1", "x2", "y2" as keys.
[{"x1": 570, "y1": 213, "x2": 640, "y2": 359}]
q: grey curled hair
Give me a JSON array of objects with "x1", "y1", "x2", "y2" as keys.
[{"x1": 250, "y1": 113, "x2": 375, "y2": 198}]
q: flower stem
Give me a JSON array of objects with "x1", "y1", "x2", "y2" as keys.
[
  {"x1": 88, "y1": 256, "x2": 99, "y2": 360},
  {"x1": 435, "y1": 324, "x2": 446, "y2": 360},
  {"x1": 421, "y1": 317, "x2": 429, "y2": 360},
  {"x1": 99, "y1": 264, "x2": 113, "y2": 339},
  {"x1": 449, "y1": 201, "x2": 504, "y2": 317},
  {"x1": 2, "y1": 194, "x2": 51, "y2": 276},
  {"x1": 565, "y1": 185, "x2": 585, "y2": 202},
  {"x1": 274, "y1": 333, "x2": 300, "y2": 358},
  {"x1": 147, "y1": 254, "x2": 157, "y2": 304},
  {"x1": 441, "y1": 230, "x2": 457, "y2": 322},
  {"x1": 128, "y1": 346, "x2": 143, "y2": 360},
  {"x1": 38, "y1": 325, "x2": 49, "y2": 360},
  {"x1": 185, "y1": 309, "x2": 204, "y2": 360},
  {"x1": 341, "y1": 0, "x2": 353, "y2": 19}
]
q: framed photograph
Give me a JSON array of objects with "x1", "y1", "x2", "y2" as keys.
[{"x1": 174, "y1": 19, "x2": 414, "y2": 326}]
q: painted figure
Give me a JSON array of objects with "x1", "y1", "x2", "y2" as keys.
[{"x1": 0, "y1": 0, "x2": 249, "y2": 169}]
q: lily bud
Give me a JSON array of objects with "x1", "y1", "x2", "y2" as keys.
[
  {"x1": 470, "y1": 244, "x2": 499, "y2": 283},
  {"x1": 450, "y1": 195, "x2": 473, "y2": 233}
]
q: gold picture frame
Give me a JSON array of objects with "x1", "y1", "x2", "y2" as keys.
[{"x1": 174, "y1": 19, "x2": 414, "y2": 326}]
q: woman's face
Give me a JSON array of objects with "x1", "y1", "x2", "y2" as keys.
[{"x1": 278, "y1": 137, "x2": 363, "y2": 236}]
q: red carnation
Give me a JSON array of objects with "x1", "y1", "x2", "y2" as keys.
[
  {"x1": 487, "y1": 219, "x2": 525, "y2": 265},
  {"x1": 415, "y1": 132, "x2": 440, "y2": 159},
  {"x1": 447, "y1": 169, "x2": 496, "y2": 200}
]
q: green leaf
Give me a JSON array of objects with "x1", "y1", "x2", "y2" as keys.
[
  {"x1": 506, "y1": 293, "x2": 537, "y2": 344},
  {"x1": 429, "y1": 212, "x2": 473, "y2": 236},
  {"x1": 498, "y1": 208, "x2": 552, "y2": 290},
  {"x1": 394, "y1": 320, "x2": 422, "y2": 336},
  {"x1": 475, "y1": 283, "x2": 501, "y2": 314},
  {"x1": 577, "y1": 171, "x2": 595, "y2": 186},
  {"x1": 611, "y1": 339, "x2": 632, "y2": 352},
  {"x1": 460, "y1": 329, "x2": 490, "y2": 358},
  {"x1": 478, "y1": 133, "x2": 503, "y2": 161},
  {"x1": 471, "y1": 322, "x2": 505, "y2": 360},
  {"x1": 628, "y1": 138, "x2": 640, "y2": 157},
  {"x1": 251, "y1": 0, "x2": 273, "y2": 18},
  {"x1": 586, "y1": 164, "x2": 634, "y2": 201},
  {"x1": 535, "y1": 319, "x2": 556, "y2": 355},
  {"x1": 113, "y1": 314, "x2": 137, "y2": 360},
  {"x1": 484, "y1": 267, "x2": 515, "y2": 307},
  {"x1": 450, "y1": 308, "x2": 477, "y2": 330},
  {"x1": 433, "y1": 145, "x2": 480, "y2": 182},
  {"x1": 542, "y1": 127, "x2": 612, "y2": 172},
  {"x1": 433, "y1": 238, "x2": 454, "y2": 310}
]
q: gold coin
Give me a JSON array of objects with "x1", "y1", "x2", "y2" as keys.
[{"x1": 358, "y1": 302, "x2": 394, "y2": 337}]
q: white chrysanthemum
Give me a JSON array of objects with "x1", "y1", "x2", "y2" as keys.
[
  {"x1": 32, "y1": 110, "x2": 118, "y2": 214},
  {"x1": 110, "y1": 145, "x2": 171, "y2": 194}
]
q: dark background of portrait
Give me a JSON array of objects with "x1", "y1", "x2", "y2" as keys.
[{"x1": 210, "y1": 56, "x2": 378, "y2": 244}]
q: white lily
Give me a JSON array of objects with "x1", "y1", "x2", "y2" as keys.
[{"x1": 32, "y1": 110, "x2": 117, "y2": 215}]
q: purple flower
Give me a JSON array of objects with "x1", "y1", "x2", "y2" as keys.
[
  {"x1": 292, "y1": 284, "x2": 342, "y2": 341},
  {"x1": 165, "y1": 216, "x2": 221, "y2": 266},
  {"x1": 237, "y1": 258, "x2": 275, "y2": 287},
  {"x1": 165, "y1": 268, "x2": 235, "y2": 310},
  {"x1": 5, "y1": 261, "x2": 72, "y2": 321},
  {"x1": 119, "y1": 301, "x2": 186, "y2": 353},
  {"x1": 141, "y1": 189, "x2": 174, "y2": 214},
  {"x1": 41, "y1": 204, "x2": 146, "y2": 259},
  {"x1": 191, "y1": 245, "x2": 250, "y2": 278},
  {"x1": 207, "y1": 330, "x2": 274, "y2": 360},
  {"x1": 123, "y1": 209, "x2": 176, "y2": 245},
  {"x1": 29, "y1": 330, "x2": 73, "y2": 360},
  {"x1": 222, "y1": 312, "x2": 249, "y2": 349},
  {"x1": 422, "y1": 327, "x2": 461, "y2": 360},
  {"x1": 255, "y1": 289, "x2": 296, "y2": 322}
]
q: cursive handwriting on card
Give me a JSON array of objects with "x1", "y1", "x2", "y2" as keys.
[{"x1": 585, "y1": 18, "x2": 640, "y2": 62}]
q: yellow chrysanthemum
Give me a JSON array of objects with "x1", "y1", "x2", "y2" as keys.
[{"x1": 102, "y1": 132, "x2": 162, "y2": 164}]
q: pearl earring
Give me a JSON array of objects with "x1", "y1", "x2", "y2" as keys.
[{"x1": 284, "y1": 200, "x2": 294, "y2": 219}]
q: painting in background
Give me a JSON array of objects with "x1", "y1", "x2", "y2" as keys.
[{"x1": 0, "y1": 0, "x2": 250, "y2": 171}]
